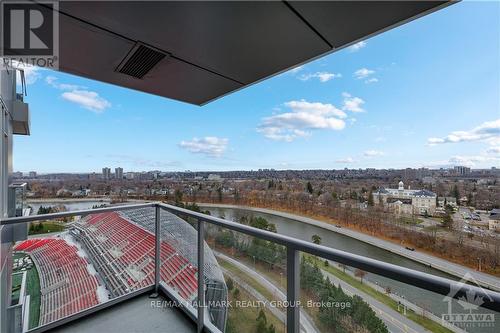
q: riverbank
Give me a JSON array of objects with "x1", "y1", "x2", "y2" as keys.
[
  {"x1": 199, "y1": 203, "x2": 500, "y2": 292},
  {"x1": 26, "y1": 197, "x2": 112, "y2": 203}
]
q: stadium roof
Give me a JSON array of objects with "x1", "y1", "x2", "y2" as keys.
[{"x1": 40, "y1": 1, "x2": 453, "y2": 105}]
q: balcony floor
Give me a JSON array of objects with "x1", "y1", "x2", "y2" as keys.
[{"x1": 49, "y1": 294, "x2": 195, "y2": 333}]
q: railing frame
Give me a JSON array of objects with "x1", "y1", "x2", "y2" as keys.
[{"x1": 1, "y1": 201, "x2": 500, "y2": 333}]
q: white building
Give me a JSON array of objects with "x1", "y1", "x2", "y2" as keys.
[
  {"x1": 373, "y1": 181, "x2": 437, "y2": 216},
  {"x1": 207, "y1": 174, "x2": 222, "y2": 181},
  {"x1": 489, "y1": 209, "x2": 500, "y2": 232},
  {"x1": 437, "y1": 197, "x2": 457, "y2": 208}
]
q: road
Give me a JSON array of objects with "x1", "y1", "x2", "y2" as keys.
[
  {"x1": 318, "y1": 266, "x2": 428, "y2": 333},
  {"x1": 220, "y1": 267, "x2": 288, "y2": 329},
  {"x1": 216, "y1": 251, "x2": 430, "y2": 333},
  {"x1": 202, "y1": 204, "x2": 500, "y2": 291},
  {"x1": 215, "y1": 252, "x2": 320, "y2": 333}
]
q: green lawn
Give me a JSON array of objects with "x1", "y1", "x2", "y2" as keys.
[
  {"x1": 12, "y1": 253, "x2": 40, "y2": 329},
  {"x1": 11, "y1": 273, "x2": 23, "y2": 304},
  {"x1": 28, "y1": 221, "x2": 65, "y2": 235},
  {"x1": 225, "y1": 278, "x2": 284, "y2": 333},
  {"x1": 397, "y1": 216, "x2": 424, "y2": 225},
  {"x1": 219, "y1": 259, "x2": 279, "y2": 305},
  {"x1": 307, "y1": 255, "x2": 453, "y2": 333}
]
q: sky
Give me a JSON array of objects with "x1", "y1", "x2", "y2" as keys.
[{"x1": 12, "y1": 1, "x2": 500, "y2": 173}]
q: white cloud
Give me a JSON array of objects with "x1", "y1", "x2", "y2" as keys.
[
  {"x1": 289, "y1": 66, "x2": 304, "y2": 74},
  {"x1": 354, "y1": 68, "x2": 375, "y2": 79},
  {"x1": 46, "y1": 76, "x2": 110, "y2": 113},
  {"x1": 448, "y1": 154, "x2": 500, "y2": 167},
  {"x1": 61, "y1": 90, "x2": 111, "y2": 113},
  {"x1": 486, "y1": 146, "x2": 500, "y2": 155},
  {"x1": 12, "y1": 61, "x2": 42, "y2": 85},
  {"x1": 106, "y1": 154, "x2": 181, "y2": 169},
  {"x1": 179, "y1": 137, "x2": 229, "y2": 157},
  {"x1": 258, "y1": 99, "x2": 346, "y2": 142},
  {"x1": 364, "y1": 150, "x2": 384, "y2": 157},
  {"x1": 336, "y1": 157, "x2": 355, "y2": 163},
  {"x1": 342, "y1": 93, "x2": 365, "y2": 113},
  {"x1": 365, "y1": 78, "x2": 379, "y2": 84},
  {"x1": 299, "y1": 71, "x2": 342, "y2": 82},
  {"x1": 427, "y1": 119, "x2": 500, "y2": 146},
  {"x1": 348, "y1": 41, "x2": 367, "y2": 52},
  {"x1": 46, "y1": 76, "x2": 82, "y2": 90}
]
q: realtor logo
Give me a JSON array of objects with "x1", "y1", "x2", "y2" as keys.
[
  {"x1": 442, "y1": 273, "x2": 495, "y2": 330},
  {"x1": 1, "y1": 0, "x2": 59, "y2": 68}
]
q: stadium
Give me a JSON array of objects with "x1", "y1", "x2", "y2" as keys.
[{"x1": 12, "y1": 209, "x2": 228, "y2": 331}]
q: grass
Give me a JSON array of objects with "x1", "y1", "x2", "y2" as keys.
[
  {"x1": 398, "y1": 216, "x2": 424, "y2": 225},
  {"x1": 11, "y1": 273, "x2": 23, "y2": 303},
  {"x1": 13, "y1": 253, "x2": 40, "y2": 329},
  {"x1": 219, "y1": 258, "x2": 279, "y2": 304},
  {"x1": 225, "y1": 278, "x2": 284, "y2": 333},
  {"x1": 209, "y1": 240, "x2": 287, "y2": 289},
  {"x1": 28, "y1": 221, "x2": 65, "y2": 235},
  {"x1": 307, "y1": 255, "x2": 454, "y2": 333}
]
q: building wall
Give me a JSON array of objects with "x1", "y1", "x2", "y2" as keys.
[
  {"x1": 489, "y1": 219, "x2": 500, "y2": 231},
  {"x1": 374, "y1": 191, "x2": 436, "y2": 216},
  {"x1": 413, "y1": 196, "x2": 436, "y2": 215},
  {"x1": 0, "y1": 68, "x2": 16, "y2": 333}
]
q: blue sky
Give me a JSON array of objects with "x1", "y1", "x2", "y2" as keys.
[{"x1": 13, "y1": 1, "x2": 500, "y2": 173}]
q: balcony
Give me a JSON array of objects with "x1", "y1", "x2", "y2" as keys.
[{"x1": 2, "y1": 202, "x2": 500, "y2": 333}]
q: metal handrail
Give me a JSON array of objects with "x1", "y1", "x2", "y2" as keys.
[
  {"x1": 158, "y1": 203, "x2": 500, "y2": 312},
  {"x1": 0, "y1": 202, "x2": 155, "y2": 225},
  {"x1": 2, "y1": 201, "x2": 500, "y2": 333}
]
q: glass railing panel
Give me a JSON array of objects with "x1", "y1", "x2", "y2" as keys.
[
  {"x1": 157, "y1": 208, "x2": 199, "y2": 317},
  {"x1": 10, "y1": 207, "x2": 155, "y2": 330},
  {"x1": 203, "y1": 215, "x2": 287, "y2": 333},
  {"x1": 299, "y1": 250, "x2": 499, "y2": 333}
]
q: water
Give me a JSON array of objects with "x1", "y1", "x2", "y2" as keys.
[
  {"x1": 26, "y1": 200, "x2": 112, "y2": 214},
  {"x1": 204, "y1": 206, "x2": 499, "y2": 332}
]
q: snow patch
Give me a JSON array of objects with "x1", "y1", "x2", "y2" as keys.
[
  {"x1": 86, "y1": 264, "x2": 97, "y2": 276},
  {"x1": 96, "y1": 285, "x2": 110, "y2": 303},
  {"x1": 60, "y1": 233, "x2": 88, "y2": 259}
]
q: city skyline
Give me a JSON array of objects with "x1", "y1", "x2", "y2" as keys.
[{"x1": 13, "y1": 1, "x2": 500, "y2": 173}]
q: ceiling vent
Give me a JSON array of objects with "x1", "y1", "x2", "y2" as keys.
[{"x1": 116, "y1": 42, "x2": 169, "y2": 79}]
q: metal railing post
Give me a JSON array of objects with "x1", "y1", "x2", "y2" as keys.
[
  {"x1": 197, "y1": 219, "x2": 205, "y2": 333},
  {"x1": 154, "y1": 204, "x2": 161, "y2": 294},
  {"x1": 286, "y1": 246, "x2": 300, "y2": 333}
]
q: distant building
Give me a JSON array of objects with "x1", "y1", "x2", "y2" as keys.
[
  {"x1": 115, "y1": 167, "x2": 123, "y2": 179},
  {"x1": 72, "y1": 189, "x2": 91, "y2": 197},
  {"x1": 102, "y1": 167, "x2": 111, "y2": 180},
  {"x1": 489, "y1": 209, "x2": 500, "y2": 232},
  {"x1": 373, "y1": 181, "x2": 437, "y2": 216},
  {"x1": 437, "y1": 197, "x2": 457, "y2": 208},
  {"x1": 12, "y1": 171, "x2": 23, "y2": 178},
  {"x1": 29, "y1": 171, "x2": 37, "y2": 178},
  {"x1": 208, "y1": 174, "x2": 222, "y2": 181},
  {"x1": 454, "y1": 166, "x2": 471, "y2": 176}
]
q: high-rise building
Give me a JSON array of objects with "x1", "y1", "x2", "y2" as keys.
[
  {"x1": 102, "y1": 167, "x2": 111, "y2": 180},
  {"x1": 29, "y1": 171, "x2": 37, "y2": 178},
  {"x1": 454, "y1": 166, "x2": 471, "y2": 176},
  {"x1": 115, "y1": 167, "x2": 123, "y2": 179}
]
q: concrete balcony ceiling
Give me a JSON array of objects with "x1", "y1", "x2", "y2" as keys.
[{"x1": 39, "y1": 1, "x2": 452, "y2": 105}]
